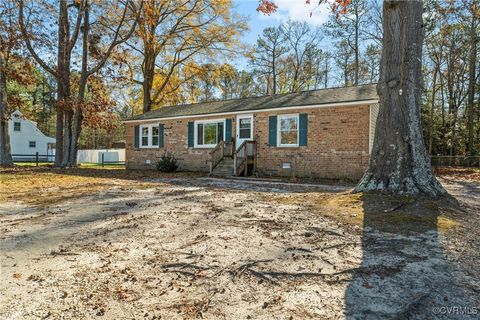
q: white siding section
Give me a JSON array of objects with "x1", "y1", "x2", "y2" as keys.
[
  {"x1": 77, "y1": 149, "x2": 125, "y2": 163},
  {"x1": 8, "y1": 110, "x2": 55, "y2": 157},
  {"x1": 369, "y1": 103, "x2": 380, "y2": 154}
]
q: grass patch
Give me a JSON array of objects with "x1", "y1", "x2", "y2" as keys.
[
  {"x1": 13, "y1": 162, "x2": 53, "y2": 167},
  {"x1": 0, "y1": 171, "x2": 114, "y2": 205},
  {"x1": 272, "y1": 192, "x2": 462, "y2": 235},
  {"x1": 0, "y1": 166, "x2": 204, "y2": 206},
  {"x1": 79, "y1": 163, "x2": 126, "y2": 170}
]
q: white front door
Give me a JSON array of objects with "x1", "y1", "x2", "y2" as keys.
[{"x1": 236, "y1": 114, "x2": 253, "y2": 147}]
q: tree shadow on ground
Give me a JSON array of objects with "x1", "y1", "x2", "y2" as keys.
[{"x1": 344, "y1": 193, "x2": 479, "y2": 319}]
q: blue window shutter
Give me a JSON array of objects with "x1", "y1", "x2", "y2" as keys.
[
  {"x1": 187, "y1": 122, "x2": 194, "y2": 147},
  {"x1": 134, "y1": 125, "x2": 139, "y2": 148},
  {"x1": 225, "y1": 118, "x2": 232, "y2": 142},
  {"x1": 299, "y1": 113, "x2": 308, "y2": 146},
  {"x1": 268, "y1": 116, "x2": 277, "y2": 146},
  {"x1": 159, "y1": 124, "x2": 164, "y2": 148}
]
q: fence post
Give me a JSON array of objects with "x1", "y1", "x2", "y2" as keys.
[
  {"x1": 102, "y1": 153, "x2": 104, "y2": 168},
  {"x1": 36, "y1": 152, "x2": 39, "y2": 166}
]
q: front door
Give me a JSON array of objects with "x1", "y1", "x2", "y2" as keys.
[{"x1": 236, "y1": 114, "x2": 253, "y2": 147}]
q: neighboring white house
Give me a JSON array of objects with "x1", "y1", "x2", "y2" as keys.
[{"x1": 8, "y1": 110, "x2": 55, "y2": 160}]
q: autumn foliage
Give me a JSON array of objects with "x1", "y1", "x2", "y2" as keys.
[{"x1": 256, "y1": 0, "x2": 351, "y2": 15}]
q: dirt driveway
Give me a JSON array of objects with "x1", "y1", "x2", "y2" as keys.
[{"x1": 1, "y1": 168, "x2": 479, "y2": 319}]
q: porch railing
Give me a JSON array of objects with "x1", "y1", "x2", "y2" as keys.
[
  {"x1": 233, "y1": 140, "x2": 256, "y2": 176},
  {"x1": 208, "y1": 141, "x2": 225, "y2": 174}
]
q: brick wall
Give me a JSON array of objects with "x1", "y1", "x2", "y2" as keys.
[
  {"x1": 253, "y1": 105, "x2": 370, "y2": 180},
  {"x1": 125, "y1": 104, "x2": 371, "y2": 179},
  {"x1": 125, "y1": 114, "x2": 235, "y2": 171}
]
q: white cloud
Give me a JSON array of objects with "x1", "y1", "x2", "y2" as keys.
[{"x1": 257, "y1": 0, "x2": 331, "y2": 25}]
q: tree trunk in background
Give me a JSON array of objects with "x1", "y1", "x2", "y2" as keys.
[
  {"x1": 466, "y1": 5, "x2": 477, "y2": 156},
  {"x1": 54, "y1": 0, "x2": 71, "y2": 167},
  {"x1": 142, "y1": 45, "x2": 155, "y2": 113},
  {"x1": 0, "y1": 50, "x2": 13, "y2": 167},
  {"x1": 69, "y1": 1, "x2": 90, "y2": 167},
  {"x1": 353, "y1": 4, "x2": 359, "y2": 85},
  {"x1": 272, "y1": 54, "x2": 277, "y2": 94},
  {"x1": 428, "y1": 65, "x2": 438, "y2": 155},
  {"x1": 355, "y1": 0, "x2": 446, "y2": 196}
]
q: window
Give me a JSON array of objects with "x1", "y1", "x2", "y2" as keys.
[
  {"x1": 29, "y1": 141, "x2": 36, "y2": 148},
  {"x1": 277, "y1": 114, "x2": 299, "y2": 147},
  {"x1": 152, "y1": 126, "x2": 159, "y2": 146},
  {"x1": 139, "y1": 124, "x2": 160, "y2": 148},
  {"x1": 194, "y1": 119, "x2": 225, "y2": 147},
  {"x1": 14, "y1": 122, "x2": 21, "y2": 131},
  {"x1": 239, "y1": 118, "x2": 251, "y2": 139},
  {"x1": 141, "y1": 127, "x2": 149, "y2": 146}
]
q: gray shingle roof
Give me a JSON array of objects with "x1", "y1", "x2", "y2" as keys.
[{"x1": 128, "y1": 84, "x2": 378, "y2": 121}]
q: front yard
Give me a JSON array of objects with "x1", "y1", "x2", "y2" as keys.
[{"x1": 0, "y1": 167, "x2": 479, "y2": 319}]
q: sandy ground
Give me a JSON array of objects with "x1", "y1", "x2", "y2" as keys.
[{"x1": 0, "y1": 172, "x2": 479, "y2": 319}]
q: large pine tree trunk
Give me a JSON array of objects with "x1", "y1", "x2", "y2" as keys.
[
  {"x1": 0, "y1": 51, "x2": 13, "y2": 167},
  {"x1": 354, "y1": 0, "x2": 446, "y2": 196}
]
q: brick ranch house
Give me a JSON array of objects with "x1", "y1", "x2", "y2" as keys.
[{"x1": 124, "y1": 84, "x2": 379, "y2": 180}]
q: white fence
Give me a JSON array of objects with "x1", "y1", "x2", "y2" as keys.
[{"x1": 77, "y1": 148, "x2": 125, "y2": 164}]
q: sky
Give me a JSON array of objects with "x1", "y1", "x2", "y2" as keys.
[
  {"x1": 231, "y1": 0, "x2": 332, "y2": 67},
  {"x1": 233, "y1": 0, "x2": 331, "y2": 45}
]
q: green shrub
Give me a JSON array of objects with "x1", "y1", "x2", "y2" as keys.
[{"x1": 156, "y1": 152, "x2": 179, "y2": 172}]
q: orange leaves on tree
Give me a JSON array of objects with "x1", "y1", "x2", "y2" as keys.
[
  {"x1": 332, "y1": 0, "x2": 351, "y2": 16},
  {"x1": 256, "y1": 0, "x2": 278, "y2": 15}
]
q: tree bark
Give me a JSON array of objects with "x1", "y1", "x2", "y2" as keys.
[
  {"x1": 57, "y1": 0, "x2": 72, "y2": 167},
  {"x1": 354, "y1": 0, "x2": 446, "y2": 196},
  {"x1": 354, "y1": 4, "x2": 359, "y2": 85},
  {"x1": 142, "y1": 45, "x2": 156, "y2": 113},
  {"x1": 0, "y1": 49, "x2": 13, "y2": 167},
  {"x1": 66, "y1": 0, "x2": 138, "y2": 166},
  {"x1": 69, "y1": 1, "x2": 90, "y2": 167},
  {"x1": 428, "y1": 64, "x2": 438, "y2": 155},
  {"x1": 466, "y1": 4, "x2": 477, "y2": 156}
]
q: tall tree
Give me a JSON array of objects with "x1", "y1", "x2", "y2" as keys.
[
  {"x1": 280, "y1": 20, "x2": 322, "y2": 91},
  {"x1": 1, "y1": 0, "x2": 40, "y2": 166},
  {"x1": 259, "y1": 0, "x2": 446, "y2": 196},
  {"x1": 69, "y1": 0, "x2": 138, "y2": 166},
  {"x1": 355, "y1": 0, "x2": 445, "y2": 195},
  {"x1": 19, "y1": 0, "x2": 138, "y2": 167},
  {"x1": 465, "y1": 0, "x2": 479, "y2": 156},
  {"x1": 132, "y1": 0, "x2": 246, "y2": 113},
  {"x1": 249, "y1": 26, "x2": 288, "y2": 95},
  {"x1": 0, "y1": 1, "x2": 16, "y2": 167},
  {"x1": 19, "y1": 0, "x2": 85, "y2": 167},
  {"x1": 323, "y1": 0, "x2": 368, "y2": 85}
]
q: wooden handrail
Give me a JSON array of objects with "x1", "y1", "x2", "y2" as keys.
[
  {"x1": 208, "y1": 140, "x2": 224, "y2": 156},
  {"x1": 208, "y1": 141, "x2": 225, "y2": 174},
  {"x1": 233, "y1": 140, "x2": 255, "y2": 176}
]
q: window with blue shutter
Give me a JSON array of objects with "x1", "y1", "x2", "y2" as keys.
[
  {"x1": 268, "y1": 116, "x2": 277, "y2": 146},
  {"x1": 299, "y1": 113, "x2": 308, "y2": 146},
  {"x1": 134, "y1": 125, "x2": 139, "y2": 148},
  {"x1": 158, "y1": 124, "x2": 164, "y2": 148},
  {"x1": 187, "y1": 122, "x2": 194, "y2": 147},
  {"x1": 225, "y1": 118, "x2": 232, "y2": 142}
]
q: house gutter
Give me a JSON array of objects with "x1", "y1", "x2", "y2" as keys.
[{"x1": 122, "y1": 99, "x2": 379, "y2": 124}]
